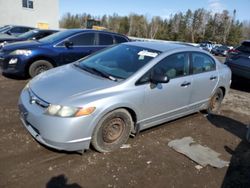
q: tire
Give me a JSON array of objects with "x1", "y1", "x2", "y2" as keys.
[
  {"x1": 28, "y1": 60, "x2": 54, "y2": 78},
  {"x1": 206, "y1": 88, "x2": 224, "y2": 114},
  {"x1": 91, "y1": 109, "x2": 133, "y2": 153}
]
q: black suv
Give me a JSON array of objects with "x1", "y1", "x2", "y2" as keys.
[
  {"x1": 0, "y1": 29, "x2": 58, "y2": 45},
  {"x1": 225, "y1": 40, "x2": 250, "y2": 80},
  {"x1": 0, "y1": 25, "x2": 35, "y2": 36}
]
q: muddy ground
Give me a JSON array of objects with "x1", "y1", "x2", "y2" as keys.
[{"x1": 0, "y1": 57, "x2": 249, "y2": 188}]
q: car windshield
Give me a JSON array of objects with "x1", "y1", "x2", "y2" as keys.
[
  {"x1": 17, "y1": 30, "x2": 38, "y2": 39},
  {"x1": 77, "y1": 44, "x2": 161, "y2": 80}
]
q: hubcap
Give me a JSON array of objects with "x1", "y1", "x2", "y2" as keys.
[
  {"x1": 102, "y1": 118, "x2": 125, "y2": 143},
  {"x1": 36, "y1": 65, "x2": 49, "y2": 74}
]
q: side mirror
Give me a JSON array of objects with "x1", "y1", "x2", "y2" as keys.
[
  {"x1": 150, "y1": 72, "x2": 169, "y2": 84},
  {"x1": 64, "y1": 40, "x2": 73, "y2": 48}
]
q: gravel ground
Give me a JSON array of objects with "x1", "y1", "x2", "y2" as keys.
[{"x1": 0, "y1": 57, "x2": 249, "y2": 188}]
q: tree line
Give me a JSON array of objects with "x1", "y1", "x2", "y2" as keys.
[{"x1": 60, "y1": 8, "x2": 250, "y2": 46}]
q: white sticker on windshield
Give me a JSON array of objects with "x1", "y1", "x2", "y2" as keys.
[{"x1": 138, "y1": 50, "x2": 158, "y2": 58}]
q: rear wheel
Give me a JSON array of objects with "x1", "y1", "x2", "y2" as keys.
[
  {"x1": 91, "y1": 109, "x2": 133, "y2": 153},
  {"x1": 28, "y1": 60, "x2": 53, "y2": 78},
  {"x1": 207, "y1": 88, "x2": 224, "y2": 114}
]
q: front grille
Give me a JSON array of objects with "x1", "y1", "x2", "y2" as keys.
[{"x1": 28, "y1": 89, "x2": 49, "y2": 108}]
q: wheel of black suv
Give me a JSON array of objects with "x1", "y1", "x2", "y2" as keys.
[
  {"x1": 91, "y1": 109, "x2": 133, "y2": 153},
  {"x1": 207, "y1": 88, "x2": 224, "y2": 114},
  {"x1": 29, "y1": 60, "x2": 54, "y2": 78}
]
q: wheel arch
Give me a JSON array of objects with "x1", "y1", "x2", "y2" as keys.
[
  {"x1": 25, "y1": 56, "x2": 57, "y2": 76},
  {"x1": 218, "y1": 86, "x2": 226, "y2": 97}
]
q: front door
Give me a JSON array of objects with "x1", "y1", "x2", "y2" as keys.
[
  {"x1": 58, "y1": 32, "x2": 100, "y2": 65},
  {"x1": 140, "y1": 52, "x2": 192, "y2": 128}
]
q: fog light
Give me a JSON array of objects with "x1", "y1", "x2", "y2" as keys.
[{"x1": 9, "y1": 58, "x2": 18, "y2": 65}]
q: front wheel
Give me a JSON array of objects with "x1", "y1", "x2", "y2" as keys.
[
  {"x1": 29, "y1": 60, "x2": 54, "y2": 78},
  {"x1": 207, "y1": 88, "x2": 224, "y2": 114},
  {"x1": 91, "y1": 109, "x2": 133, "y2": 153}
]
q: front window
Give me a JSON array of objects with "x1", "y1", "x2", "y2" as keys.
[
  {"x1": 77, "y1": 44, "x2": 161, "y2": 79},
  {"x1": 69, "y1": 33, "x2": 95, "y2": 46},
  {"x1": 153, "y1": 53, "x2": 189, "y2": 79}
]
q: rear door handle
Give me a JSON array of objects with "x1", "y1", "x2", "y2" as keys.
[
  {"x1": 181, "y1": 81, "x2": 191, "y2": 87},
  {"x1": 210, "y1": 76, "x2": 217, "y2": 80}
]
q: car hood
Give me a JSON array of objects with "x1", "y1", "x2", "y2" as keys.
[
  {"x1": 29, "y1": 64, "x2": 118, "y2": 104},
  {"x1": 0, "y1": 33, "x2": 16, "y2": 39},
  {"x1": 2, "y1": 40, "x2": 44, "y2": 51}
]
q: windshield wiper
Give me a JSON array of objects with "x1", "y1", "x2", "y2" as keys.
[
  {"x1": 89, "y1": 67, "x2": 117, "y2": 81},
  {"x1": 74, "y1": 63, "x2": 117, "y2": 81}
]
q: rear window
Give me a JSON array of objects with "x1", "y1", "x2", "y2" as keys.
[{"x1": 237, "y1": 41, "x2": 250, "y2": 53}]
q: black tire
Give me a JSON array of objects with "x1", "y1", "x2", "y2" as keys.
[
  {"x1": 91, "y1": 109, "x2": 133, "y2": 153},
  {"x1": 207, "y1": 88, "x2": 224, "y2": 114},
  {"x1": 28, "y1": 60, "x2": 54, "y2": 78}
]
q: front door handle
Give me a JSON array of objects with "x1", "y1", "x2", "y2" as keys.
[
  {"x1": 181, "y1": 81, "x2": 191, "y2": 87},
  {"x1": 210, "y1": 76, "x2": 217, "y2": 80}
]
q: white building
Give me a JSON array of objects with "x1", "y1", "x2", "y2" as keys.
[{"x1": 0, "y1": 0, "x2": 59, "y2": 29}]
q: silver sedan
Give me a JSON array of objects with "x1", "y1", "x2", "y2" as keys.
[{"x1": 18, "y1": 42, "x2": 231, "y2": 152}]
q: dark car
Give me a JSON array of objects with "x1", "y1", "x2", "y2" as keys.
[
  {"x1": 225, "y1": 40, "x2": 250, "y2": 80},
  {"x1": 0, "y1": 29, "x2": 58, "y2": 47},
  {"x1": 0, "y1": 29, "x2": 130, "y2": 77},
  {"x1": 0, "y1": 25, "x2": 35, "y2": 36},
  {"x1": 247, "y1": 127, "x2": 250, "y2": 142},
  {"x1": 214, "y1": 45, "x2": 230, "y2": 56},
  {"x1": 211, "y1": 46, "x2": 220, "y2": 55}
]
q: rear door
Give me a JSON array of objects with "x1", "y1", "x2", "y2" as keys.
[{"x1": 189, "y1": 52, "x2": 218, "y2": 110}]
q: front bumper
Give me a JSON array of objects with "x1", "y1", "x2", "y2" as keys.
[
  {"x1": 18, "y1": 88, "x2": 95, "y2": 151},
  {"x1": 0, "y1": 53, "x2": 28, "y2": 76}
]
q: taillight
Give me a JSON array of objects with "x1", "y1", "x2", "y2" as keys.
[{"x1": 228, "y1": 49, "x2": 239, "y2": 54}]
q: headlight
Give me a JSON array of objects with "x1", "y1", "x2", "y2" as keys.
[
  {"x1": 24, "y1": 82, "x2": 30, "y2": 90},
  {"x1": 0, "y1": 41, "x2": 6, "y2": 47},
  {"x1": 45, "y1": 104, "x2": 95, "y2": 117},
  {"x1": 10, "y1": 49, "x2": 32, "y2": 56}
]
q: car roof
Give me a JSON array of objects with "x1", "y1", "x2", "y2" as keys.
[
  {"x1": 125, "y1": 41, "x2": 193, "y2": 52},
  {"x1": 32, "y1": 29, "x2": 58, "y2": 32},
  {"x1": 7, "y1": 25, "x2": 35, "y2": 28},
  {"x1": 60, "y1": 29, "x2": 128, "y2": 38}
]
